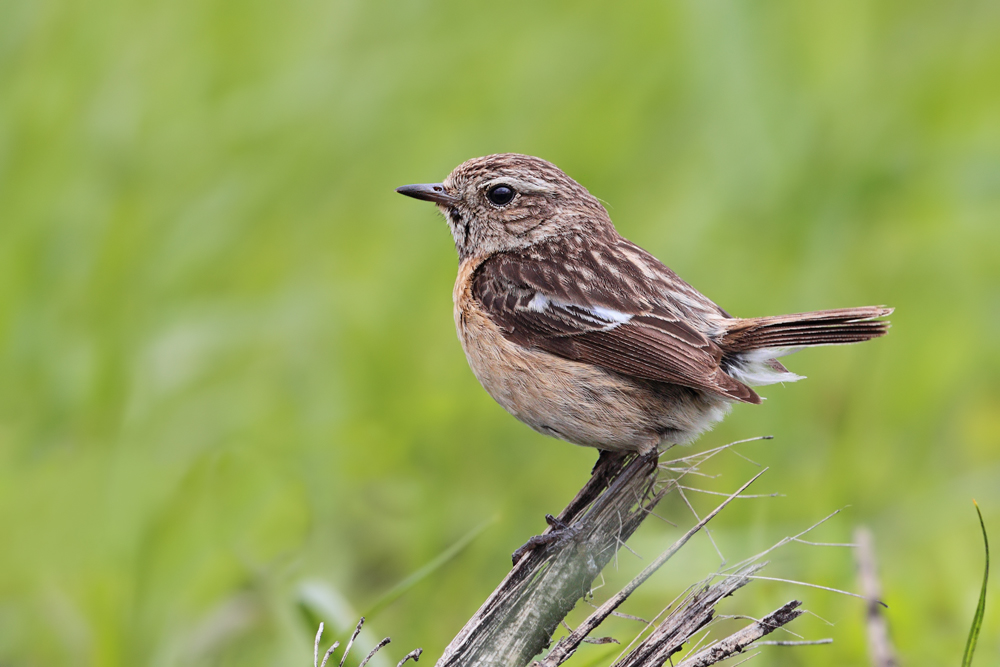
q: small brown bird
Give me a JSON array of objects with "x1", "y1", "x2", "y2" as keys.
[{"x1": 397, "y1": 154, "x2": 891, "y2": 454}]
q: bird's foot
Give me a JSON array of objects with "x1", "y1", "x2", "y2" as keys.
[{"x1": 511, "y1": 514, "x2": 576, "y2": 565}]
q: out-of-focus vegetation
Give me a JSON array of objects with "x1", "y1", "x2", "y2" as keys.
[{"x1": 1, "y1": 1, "x2": 998, "y2": 665}]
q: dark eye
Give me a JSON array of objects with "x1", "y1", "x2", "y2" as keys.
[{"x1": 487, "y1": 184, "x2": 515, "y2": 207}]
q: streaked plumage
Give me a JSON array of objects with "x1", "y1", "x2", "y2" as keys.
[{"x1": 398, "y1": 154, "x2": 891, "y2": 453}]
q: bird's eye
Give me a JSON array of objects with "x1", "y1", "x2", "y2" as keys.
[{"x1": 487, "y1": 184, "x2": 515, "y2": 207}]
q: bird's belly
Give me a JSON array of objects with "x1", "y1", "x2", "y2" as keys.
[{"x1": 454, "y1": 299, "x2": 730, "y2": 452}]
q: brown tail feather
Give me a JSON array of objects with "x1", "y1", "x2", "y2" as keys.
[{"x1": 719, "y1": 306, "x2": 893, "y2": 353}]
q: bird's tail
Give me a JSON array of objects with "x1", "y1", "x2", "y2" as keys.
[{"x1": 719, "y1": 306, "x2": 893, "y2": 352}]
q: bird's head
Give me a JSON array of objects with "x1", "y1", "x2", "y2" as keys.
[{"x1": 397, "y1": 154, "x2": 612, "y2": 260}]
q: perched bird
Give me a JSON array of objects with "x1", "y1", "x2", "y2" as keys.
[{"x1": 397, "y1": 154, "x2": 891, "y2": 454}]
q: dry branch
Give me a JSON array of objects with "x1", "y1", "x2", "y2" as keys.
[
  {"x1": 432, "y1": 441, "x2": 813, "y2": 667},
  {"x1": 536, "y1": 472, "x2": 766, "y2": 667},
  {"x1": 854, "y1": 527, "x2": 899, "y2": 667},
  {"x1": 323, "y1": 438, "x2": 851, "y2": 667},
  {"x1": 436, "y1": 452, "x2": 664, "y2": 667},
  {"x1": 610, "y1": 563, "x2": 768, "y2": 667},
  {"x1": 673, "y1": 600, "x2": 804, "y2": 667}
]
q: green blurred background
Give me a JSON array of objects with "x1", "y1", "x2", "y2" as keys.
[{"x1": 2, "y1": 0, "x2": 999, "y2": 665}]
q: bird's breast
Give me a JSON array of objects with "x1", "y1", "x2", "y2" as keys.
[{"x1": 451, "y1": 256, "x2": 689, "y2": 451}]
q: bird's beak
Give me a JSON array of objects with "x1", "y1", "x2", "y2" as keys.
[{"x1": 395, "y1": 183, "x2": 457, "y2": 206}]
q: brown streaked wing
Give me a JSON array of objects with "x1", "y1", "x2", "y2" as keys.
[{"x1": 471, "y1": 246, "x2": 760, "y2": 404}]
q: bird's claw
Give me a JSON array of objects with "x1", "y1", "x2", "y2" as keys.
[{"x1": 511, "y1": 516, "x2": 578, "y2": 565}]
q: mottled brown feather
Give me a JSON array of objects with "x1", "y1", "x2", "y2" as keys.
[{"x1": 471, "y1": 236, "x2": 762, "y2": 404}]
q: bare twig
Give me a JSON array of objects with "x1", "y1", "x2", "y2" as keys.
[
  {"x1": 743, "y1": 576, "x2": 886, "y2": 606},
  {"x1": 315, "y1": 624, "x2": 323, "y2": 667},
  {"x1": 314, "y1": 623, "x2": 340, "y2": 667},
  {"x1": 672, "y1": 600, "x2": 804, "y2": 667},
  {"x1": 854, "y1": 527, "x2": 899, "y2": 667},
  {"x1": 396, "y1": 649, "x2": 424, "y2": 667},
  {"x1": 340, "y1": 618, "x2": 365, "y2": 667},
  {"x1": 610, "y1": 564, "x2": 768, "y2": 667},
  {"x1": 583, "y1": 600, "x2": 649, "y2": 624},
  {"x1": 322, "y1": 643, "x2": 340, "y2": 667},
  {"x1": 359, "y1": 638, "x2": 391, "y2": 667},
  {"x1": 722, "y1": 509, "x2": 844, "y2": 574},
  {"x1": 312, "y1": 619, "x2": 419, "y2": 667}
]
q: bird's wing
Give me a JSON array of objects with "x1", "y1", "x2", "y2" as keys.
[{"x1": 471, "y1": 236, "x2": 760, "y2": 404}]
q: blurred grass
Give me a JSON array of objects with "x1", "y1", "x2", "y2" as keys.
[{"x1": 1, "y1": 0, "x2": 999, "y2": 665}]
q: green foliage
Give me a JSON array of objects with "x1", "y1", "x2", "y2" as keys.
[
  {"x1": 962, "y1": 501, "x2": 989, "y2": 667},
  {"x1": 1, "y1": 1, "x2": 999, "y2": 666}
]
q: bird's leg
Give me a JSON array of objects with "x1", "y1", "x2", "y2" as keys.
[
  {"x1": 511, "y1": 514, "x2": 578, "y2": 565},
  {"x1": 511, "y1": 449, "x2": 632, "y2": 566}
]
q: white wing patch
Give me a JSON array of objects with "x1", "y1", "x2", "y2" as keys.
[
  {"x1": 727, "y1": 347, "x2": 806, "y2": 386},
  {"x1": 585, "y1": 304, "x2": 633, "y2": 325},
  {"x1": 524, "y1": 292, "x2": 633, "y2": 329},
  {"x1": 526, "y1": 292, "x2": 551, "y2": 313}
]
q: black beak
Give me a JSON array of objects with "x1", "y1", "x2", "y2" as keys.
[{"x1": 395, "y1": 183, "x2": 457, "y2": 206}]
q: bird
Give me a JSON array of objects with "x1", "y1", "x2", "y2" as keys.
[{"x1": 397, "y1": 154, "x2": 891, "y2": 455}]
